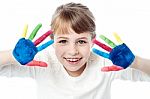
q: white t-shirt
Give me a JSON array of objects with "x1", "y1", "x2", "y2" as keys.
[{"x1": 0, "y1": 48, "x2": 150, "y2": 99}]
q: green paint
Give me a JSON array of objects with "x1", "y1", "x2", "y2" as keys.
[
  {"x1": 100, "y1": 35, "x2": 116, "y2": 48},
  {"x1": 28, "y1": 23, "x2": 42, "y2": 40}
]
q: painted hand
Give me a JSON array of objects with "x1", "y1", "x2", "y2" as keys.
[
  {"x1": 92, "y1": 33, "x2": 135, "y2": 71},
  {"x1": 13, "y1": 23, "x2": 54, "y2": 67}
]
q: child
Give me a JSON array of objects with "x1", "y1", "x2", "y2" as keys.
[{"x1": 0, "y1": 2, "x2": 150, "y2": 99}]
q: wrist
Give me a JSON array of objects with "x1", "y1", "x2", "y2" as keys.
[{"x1": 130, "y1": 56, "x2": 140, "y2": 69}]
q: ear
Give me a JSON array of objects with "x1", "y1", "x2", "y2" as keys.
[
  {"x1": 49, "y1": 33, "x2": 54, "y2": 39},
  {"x1": 49, "y1": 35, "x2": 55, "y2": 48},
  {"x1": 92, "y1": 34, "x2": 96, "y2": 39}
]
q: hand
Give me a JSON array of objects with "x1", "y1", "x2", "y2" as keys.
[
  {"x1": 13, "y1": 23, "x2": 54, "y2": 67},
  {"x1": 92, "y1": 33, "x2": 135, "y2": 72}
]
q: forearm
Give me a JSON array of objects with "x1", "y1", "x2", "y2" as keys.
[
  {"x1": 0, "y1": 50, "x2": 16, "y2": 65},
  {"x1": 131, "y1": 56, "x2": 150, "y2": 75}
]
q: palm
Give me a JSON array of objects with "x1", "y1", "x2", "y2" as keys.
[
  {"x1": 13, "y1": 23, "x2": 54, "y2": 67},
  {"x1": 92, "y1": 33, "x2": 135, "y2": 71}
]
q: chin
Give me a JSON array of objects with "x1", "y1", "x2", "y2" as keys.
[{"x1": 64, "y1": 66, "x2": 81, "y2": 72}]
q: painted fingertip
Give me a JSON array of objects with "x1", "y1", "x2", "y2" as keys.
[
  {"x1": 113, "y1": 32, "x2": 123, "y2": 44},
  {"x1": 26, "y1": 60, "x2": 48, "y2": 67},
  {"x1": 28, "y1": 23, "x2": 42, "y2": 40},
  {"x1": 101, "y1": 66, "x2": 124, "y2": 72},
  {"x1": 101, "y1": 67, "x2": 109, "y2": 72},
  {"x1": 22, "y1": 24, "x2": 28, "y2": 38},
  {"x1": 99, "y1": 35, "x2": 116, "y2": 48}
]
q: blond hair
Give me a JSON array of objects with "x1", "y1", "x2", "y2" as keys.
[{"x1": 51, "y1": 2, "x2": 96, "y2": 39}]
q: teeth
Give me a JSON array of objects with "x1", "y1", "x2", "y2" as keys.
[{"x1": 66, "y1": 58, "x2": 80, "y2": 62}]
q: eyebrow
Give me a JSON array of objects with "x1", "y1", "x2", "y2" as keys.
[
  {"x1": 56, "y1": 37, "x2": 69, "y2": 39},
  {"x1": 57, "y1": 36, "x2": 88, "y2": 39},
  {"x1": 76, "y1": 37, "x2": 89, "y2": 40}
]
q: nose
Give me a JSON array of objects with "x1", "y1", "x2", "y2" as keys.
[{"x1": 68, "y1": 44, "x2": 79, "y2": 56}]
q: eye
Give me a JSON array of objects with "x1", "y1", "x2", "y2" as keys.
[
  {"x1": 58, "y1": 40, "x2": 67, "y2": 44},
  {"x1": 77, "y1": 40, "x2": 87, "y2": 44}
]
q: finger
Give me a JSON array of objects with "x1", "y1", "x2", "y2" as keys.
[
  {"x1": 113, "y1": 32, "x2": 123, "y2": 44},
  {"x1": 37, "y1": 40, "x2": 54, "y2": 52},
  {"x1": 26, "y1": 60, "x2": 47, "y2": 67},
  {"x1": 22, "y1": 24, "x2": 28, "y2": 38},
  {"x1": 28, "y1": 23, "x2": 42, "y2": 40},
  {"x1": 34, "y1": 30, "x2": 53, "y2": 46},
  {"x1": 92, "y1": 38, "x2": 112, "y2": 52},
  {"x1": 100, "y1": 35, "x2": 116, "y2": 48},
  {"x1": 101, "y1": 65, "x2": 124, "y2": 72},
  {"x1": 92, "y1": 48, "x2": 109, "y2": 59}
]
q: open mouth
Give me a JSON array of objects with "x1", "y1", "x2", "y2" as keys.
[{"x1": 64, "y1": 57, "x2": 82, "y2": 64}]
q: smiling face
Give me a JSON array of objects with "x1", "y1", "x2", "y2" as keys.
[
  {"x1": 53, "y1": 29, "x2": 93, "y2": 77},
  {"x1": 51, "y1": 3, "x2": 96, "y2": 76}
]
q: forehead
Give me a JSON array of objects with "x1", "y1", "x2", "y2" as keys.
[{"x1": 54, "y1": 31, "x2": 92, "y2": 40}]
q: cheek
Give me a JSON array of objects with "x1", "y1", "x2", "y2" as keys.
[
  {"x1": 55, "y1": 46, "x2": 63, "y2": 55},
  {"x1": 54, "y1": 44, "x2": 68, "y2": 56},
  {"x1": 53, "y1": 43, "x2": 60, "y2": 55},
  {"x1": 79, "y1": 45, "x2": 91, "y2": 56}
]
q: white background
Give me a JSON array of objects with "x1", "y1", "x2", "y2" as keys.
[{"x1": 0, "y1": 0, "x2": 150, "y2": 99}]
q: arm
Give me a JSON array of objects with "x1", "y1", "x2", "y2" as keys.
[
  {"x1": 0, "y1": 50, "x2": 16, "y2": 65},
  {"x1": 131, "y1": 56, "x2": 150, "y2": 75},
  {"x1": 1, "y1": 24, "x2": 53, "y2": 67}
]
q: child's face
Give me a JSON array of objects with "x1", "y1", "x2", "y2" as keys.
[{"x1": 53, "y1": 29, "x2": 93, "y2": 76}]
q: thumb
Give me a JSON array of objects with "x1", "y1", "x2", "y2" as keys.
[
  {"x1": 101, "y1": 65, "x2": 123, "y2": 72},
  {"x1": 26, "y1": 60, "x2": 47, "y2": 67}
]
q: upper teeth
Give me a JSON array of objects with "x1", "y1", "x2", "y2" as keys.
[{"x1": 66, "y1": 58, "x2": 80, "y2": 62}]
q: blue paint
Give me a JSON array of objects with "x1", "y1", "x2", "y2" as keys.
[
  {"x1": 109, "y1": 43, "x2": 135, "y2": 69},
  {"x1": 92, "y1": 43, "x2": 135, "y2": 69},
  {"x1": 92, "y1": 48, "x2": 109, "y2": 59},
  {"x1": 13, "y1": 38, "x2": 38, "y2": 65},
  {"x1": 37, "y1": 40, "x2": 54, "y2": 52}
]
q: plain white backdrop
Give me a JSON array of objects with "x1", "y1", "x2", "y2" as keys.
[{"x1": 0, "y1": 0, "x2": 150, "y2": 99}]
